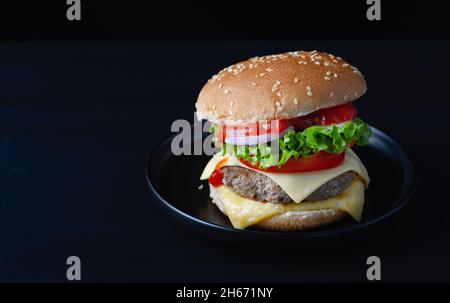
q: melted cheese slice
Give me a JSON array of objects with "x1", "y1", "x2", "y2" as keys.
[
  {"x1": 200, "y1": 149, "x2": 369, "y2": 203},
  {"x1": 215, "y1": 179, "x2": 365, "y2": 229}
]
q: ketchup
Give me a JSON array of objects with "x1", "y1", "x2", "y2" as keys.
[
  {"x1": 209, "y1": 170, "x2": 224, "y2": 187},
  {"x1": 208, "y1": 158, "x2": 228, "y2": 187}
]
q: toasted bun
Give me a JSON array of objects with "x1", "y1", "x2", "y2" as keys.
[
  {"x1": 196, "y1": 51, "x2": 366, "y2": 125},
  {"x1": 210, "y1": 184, "x2": 347, "y2": 231},
  {"x1": 253, "y1": 209, "x2": 347, "y2": 231}
]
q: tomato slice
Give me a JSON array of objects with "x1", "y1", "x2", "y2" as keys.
[
  {"x1": 216, "y1": 103, "x2": 357, "y2": 144},
  {"x1": 239, "y1": 151, "x2": 345, "y2": 173},
  {"x1": 288, "y1": 103, "x2": 358, "y2": 130}
]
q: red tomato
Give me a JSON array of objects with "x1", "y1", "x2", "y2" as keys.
[
  {"x1": 288, "y1": 103, "x2": 358, "y2": 130},
  {"x1": 216, "y1": 103, "x2": 357, "y2": 143},
  {"x1": 239, "y1": 151, "x2": 345, "y2": 173},
  {"x1": 208, "y1": 170, "x2": 224, "y2": 187}
]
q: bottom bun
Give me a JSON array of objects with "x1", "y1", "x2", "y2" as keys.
[
  {"x1": 252, "y1": 208, "x2": 347, "y2": 231},
  {"x1": 210, "y1": 184, "x2": 347, "y2": 231}
]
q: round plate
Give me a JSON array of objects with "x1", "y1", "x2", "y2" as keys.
[{"x1": 146, "y1": 127, "x2": 417, "y2": 248}]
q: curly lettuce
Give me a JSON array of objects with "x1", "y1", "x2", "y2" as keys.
[{"x1": 218, "y1": 118, "x2": 371, "y2": 168}]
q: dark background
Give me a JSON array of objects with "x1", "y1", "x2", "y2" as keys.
[
  {"x1": 1, "y1": 1, "x2": 450, "y2": 283},
  {"x1": 0, "y1": 0, "x2": 446, "y2": 40},
  {"x1": 1, "y1": 40, "x2": 449, "y2": 282}
]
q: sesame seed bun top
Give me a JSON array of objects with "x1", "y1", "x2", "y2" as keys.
[{"x1": 195, "y1": 51, "x2": 367, "y2": 125}]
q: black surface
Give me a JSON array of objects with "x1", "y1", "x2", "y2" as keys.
[
  {"x1": 1, "y1": 41, "x2": 450, "y2": 282},
  {"x1": 0, "y1": 1, "x2": 448, "y2": 40},
  {"x1": 147, "y1": 128, "x2": 416, "y2": 247}
]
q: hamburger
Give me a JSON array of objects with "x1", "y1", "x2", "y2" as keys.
[{"x1": 196, "y1": 51, "x2": 371, "y2": 231}]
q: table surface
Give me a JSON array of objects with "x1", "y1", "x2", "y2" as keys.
[{"x1": 0, "y1": 41, "x2": 449, "y2": 282}]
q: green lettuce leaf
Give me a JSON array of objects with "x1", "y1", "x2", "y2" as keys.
[{"x1": 221, "y1": 118, "x2": 371, "y2": 168}]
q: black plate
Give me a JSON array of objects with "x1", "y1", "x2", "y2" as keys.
[{"x1": 146, "y1": 127, "x2": 417, "y2": 248}]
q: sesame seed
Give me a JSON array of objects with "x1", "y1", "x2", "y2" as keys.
[
  {"x1": 342, "y1": 63, "x2": 349, "y2": 67},
  {"x1": 251, "y1": 82, "x2": 257, "y2": 86},
  {"x1": 314, "y1": 61, "x2": 320, "y2": 65},
  {"x1": 329, "y1": 92, "x2": 334, "y2": 98},
  {"x1": 324, "y1": 76, "x2": 331, "y2": 80},
  {"x1": 303, "y1": 61, "x2": 308, "y2": 65},
  {"x1": 272, "y1": 81, "x2": 281, "y2": 92},
  {"x1": 224, "y1": 89, "x2": 230, "y2": 94},
  {"x1": 218, "y1": 83, "x2": 223, "y2": 88},
  {"x1": 277, "y1": 106, "x2": 284, "y2": 111},
  {"x1": 275, "y1": 101, "x2": 281, "y2": 107},
  {"x1": 294, "y1": 77, "x2": 299, "y2": 83},
  {"x1": 298, "y1": 61, "x2": 304, "y2": 65},
  {"x1": 259, "y1": 72, "x2": 266, "y2": 76},
  {"x1": 307, "y1": 91, "x2": 313, "y2": 97},
  {"x1": 326, "y1": 71, "x2": 331, "y2": 76},
  {"x1": 306, "y1": 85, "x2": 311, "y2": 91},
  {"x1": 293, "y1": 98, "x2": 299, "y2": 105},
  {"x1": 324, "y1": 61, "x2": 330, "y2": 66},
  {"x1": 276, "y1": 91, "x2": 282, "y2": 97},
  {"x1": 334, "y1": 73, "x2": 338, "y2": 78},
  {"x1": 230, "y1": 101, "x2": 234, "y2": 107},
  {"x1": 333, "y1": 59, "x2": 338, "y2": 63}
]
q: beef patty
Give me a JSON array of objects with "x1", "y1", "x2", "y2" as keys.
[{"x1": 221, "y1": 166, "x2": 356, "y2": 204}]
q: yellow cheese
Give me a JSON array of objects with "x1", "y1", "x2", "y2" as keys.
[
  {"x1": 200, "y1": 149, "x2": 369, "y2": 203},
  {"x1": 215, "y1": 179, "x2": 365, "y2": 229}
]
